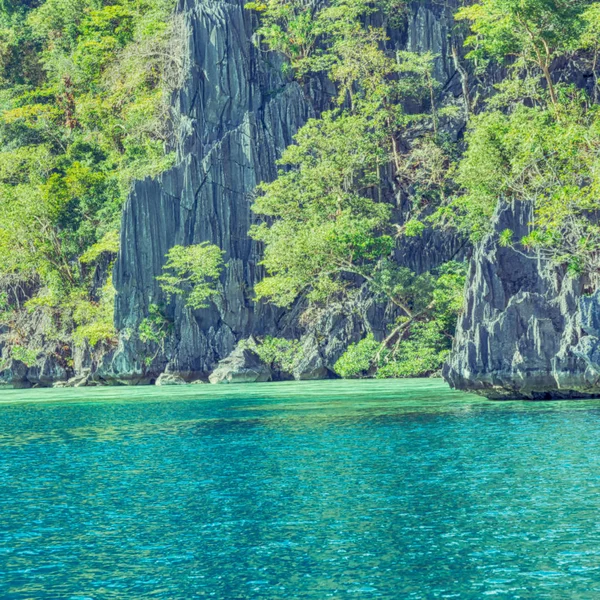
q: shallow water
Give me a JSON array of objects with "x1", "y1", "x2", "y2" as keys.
[{"x1": 1, "y1": 379, "x2": 600, "y2": 598}]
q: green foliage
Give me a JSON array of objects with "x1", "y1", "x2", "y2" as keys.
[
  {"x1": 253, "y1": 336, "x2": 304, "y2": 373},
  {"x1": 138, "y1": 305, "x2": 171, "y2": 366},
  {"x1": 376, "y1": 320, "x2": 450, "y2": 378},
  {"x1": 456, "y1": 0, "x2": 591, "y2": 107},
  {"x1": 249, "y1": 10, "x2": 448, "y2": 313},
  {"x1": 246, "y1": 0, "x2": 392, "y2": 79},
  {"x1": 499, "y1": 229, "x2": 513, "y2": 247},
  {"x1": 335, "y1": 323, "x2": 450, "y2": 379},
  {"x1": 0, "y1": 0, "x2": 179, "y2": 349},
  {"x1": 251, "y1": 109, "x2": 393, "y2": 307},
  {"x1": 454, "y1": 100, "x2": 600, "y2": 277},
  {"x1": 79, "y1": 230, "x2": 119, "y2": 264},
  {"x1": 138, "y1": 303, "x2": 171, "y2": 345},
  {"x1": 335, "y1": 261, "x2": 466, "y2": 379},
  {"x1": 248, "y1": 0, "x2": 465, "y2": 378},
  {"x1": 10, "y1": 344, "x2": 39, "y2": 366},
  {"x1": 445, "y1": 0, "x2": 600, "y2": 285},
  {"x1": 334, "y1": 334, "x2": 379, "y2": 378},
  {"x1": 157, "y1": 243, "x2": 226, "y2": 310},
  {"x1": 457, "y1": 0, "x2": 589, "y2": 63},
  {"x1": 72, "y1": 282, "x2": 117, "y2": 347},
  {"x1": 404, "y1": 220, "x2": 426, "y2": 237},
  {"x1": 138, "y1": 303, "x2": 171, "y2": 366}
]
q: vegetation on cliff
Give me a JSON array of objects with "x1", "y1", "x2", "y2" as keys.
[
  {"x1": 0, "y1": 0, "x2": 178, "y2": 358},
  {"x1": 247, "y1": 0, "x2": 600, "y2": 377},
  {"x1": 247, "y1": 0, "x2": 464, "y2": 377},
  {"x1": 2, "y1": 0, "x2": 600, "y2": 382},
  {"x1": 452, "y1": 0, "x2": 600, "y2": 283}
]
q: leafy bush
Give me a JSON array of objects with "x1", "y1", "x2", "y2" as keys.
[
  {"x1": 334, "y1": 334, "x2": 379, "y2": 378},
  {"x1": 376, "y1": 321, "x2": 450, "y2": 378},
  {"x1": 138, "y1": 303, "x2": 172, "y2": 367},
  {"x1": 157, "y1": 243, "x2": 226, "y2": 309},
  {"x1": 254, "y1": 336, "x2": 304, "y2": 373},
  {"x1": 138, "y1": 303, "x2": 171, "y2": 345},
  {"x1": 334, "y1": 322, "x2": 450, "y2": 379},
  {"x1": 11, "y1": 345, "x2": 39, "y2": 367},
  {"x1": 334, "y1": 261, "x2": 466, "y2": 379},
  {"x1": 72, "y1": 283, "x2": 117, "y2": 347}
]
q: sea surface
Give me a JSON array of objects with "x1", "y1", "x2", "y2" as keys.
[{"x1": 1, "y1": 379, "x2": 600, "y2": 599}]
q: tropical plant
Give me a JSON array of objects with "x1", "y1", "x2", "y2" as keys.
[{"x1": 157, "y1": 243, "x2": 226, "y2": 309}]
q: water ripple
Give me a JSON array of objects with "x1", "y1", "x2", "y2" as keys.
[{"x1": 1, "y1": 379, "x2": 600, "y2": 598}]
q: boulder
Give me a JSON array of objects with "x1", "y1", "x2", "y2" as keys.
[
  {"x1": 209, "y1": 347, "x2": 271, "y2": 384},
  {"x1": 293, "y1": 336, "x2": 331, "y2": 381},
  {"x1": 156, "y1": 373, "x2": 187, "y2": 386},
  {"x1": 66, "y1": 368, "x2": 93, "y2": 388}
]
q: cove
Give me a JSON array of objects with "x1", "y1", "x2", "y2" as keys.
[{"x1": 1, "y1": 379, "x2": 600, "y2": 598}]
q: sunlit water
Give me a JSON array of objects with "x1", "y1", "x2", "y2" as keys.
[{"x1": 1, "y1": 379, "x2": 600, "y2": 598}]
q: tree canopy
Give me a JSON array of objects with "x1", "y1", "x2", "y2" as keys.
[{"x1": 0, "y1": 0, "x2": 179, "y2": 348}]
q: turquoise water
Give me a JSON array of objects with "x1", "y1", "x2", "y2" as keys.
[{"x1": 1, "y1": 379, "x2": 600, "y2": 599}]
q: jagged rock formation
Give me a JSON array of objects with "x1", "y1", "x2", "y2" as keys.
[
  {"x1": 111, "y1": 0, "x2": 313, "y2": 382},
  {"x1": 3, "y1": 1, "x2": 596, "y2": 394},
  {"x1": 444, "y1": 201, "x2": 600, "y2": 400},
  {"x1": 107, "y1": 0, "x2": 464, "y2": 384},
  {"x1": 209, "y1": 344, "x2": 271, "y2": 384}
]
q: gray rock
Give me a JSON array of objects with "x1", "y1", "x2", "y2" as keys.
[
  {"x1": 444, "y1": 200, "x2": 600, "y2": 399},
  {"x1": 66, "y1": 368, "x2": 93, "y2": 388},
  {"x1": 156, "y1": 373, "x2": 187, "y2": 386},
  {"x1": 579, "y1": 291, "x2": 600, "y2": 337},
  {"x1": 209, "y1": 346, "x2": 271, "y2": 384},
  {"x1": 110, "y1": 0, "x2": 466, "y2": 385}
]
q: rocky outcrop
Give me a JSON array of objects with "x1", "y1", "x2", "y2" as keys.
[
  {"x1": 208, "y1": 344, "x2": 271, "y2": 384},
  {"x1": 106, "y1": 0, "x2": 465, "y2": 384},
  {"x1": 0, "y1": 308, "x2": 71, "y2": 389},
  {"x1": 443, "y1": 201, "x2": 600, "y2": 399},
  {"x1": 156, "y1": 372, "x2": 188, "y2": 386},
  {"x1": 111, "y1": 0, "x2": 317, "y2": 383}
]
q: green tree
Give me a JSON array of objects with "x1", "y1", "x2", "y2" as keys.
[
  {"x1": 157, "y1": 243, "x2": 226, "y2": 309},
  {"x1": 248, "y1": 0, "x2": 463, "y2": 373},
  {"x1": 0, "y1": 0, "x2": 180, "y2": 353},
  {"x1": 456, "y1": 0, "x2": 592, "y2": 110},
  {"x1": 455, "y1": 100, "x2": 600, "y2": 280},
  {"x1": 449, "y1": 0, "x2": 600, "y2": 283}
]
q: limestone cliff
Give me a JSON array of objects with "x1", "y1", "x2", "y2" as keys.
[
  {"x1": 105, "y1": 0, "x2": 464, "y2": 384},
  {"x1": 444, "y1": 201, "x2": 600, "y2": 399}
]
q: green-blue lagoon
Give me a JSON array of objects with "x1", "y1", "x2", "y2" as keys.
[{"x1": 1, "y1": 379, "x2": 600, "y2": 598}]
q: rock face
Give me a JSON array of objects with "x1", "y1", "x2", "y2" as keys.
[
  {"x1": 0, "y1": 307, "x2": 71, "y2": 389},
  {"x1": 444, "y1": 201, "x2": 600, "y2": 399},
  {"x1": 112, "y1": 0, "x2": 317, "y2": 382},
  {"x1": 108, "y1": 0, "x2": 464, "y2": 383},
  {"x1": 208, "y1": 345, "x2": 271, "y2": 384}
]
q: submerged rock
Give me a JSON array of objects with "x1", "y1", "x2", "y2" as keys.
[{"x1": 209, "y1": 346, "x2": 271, "y2": 384}]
